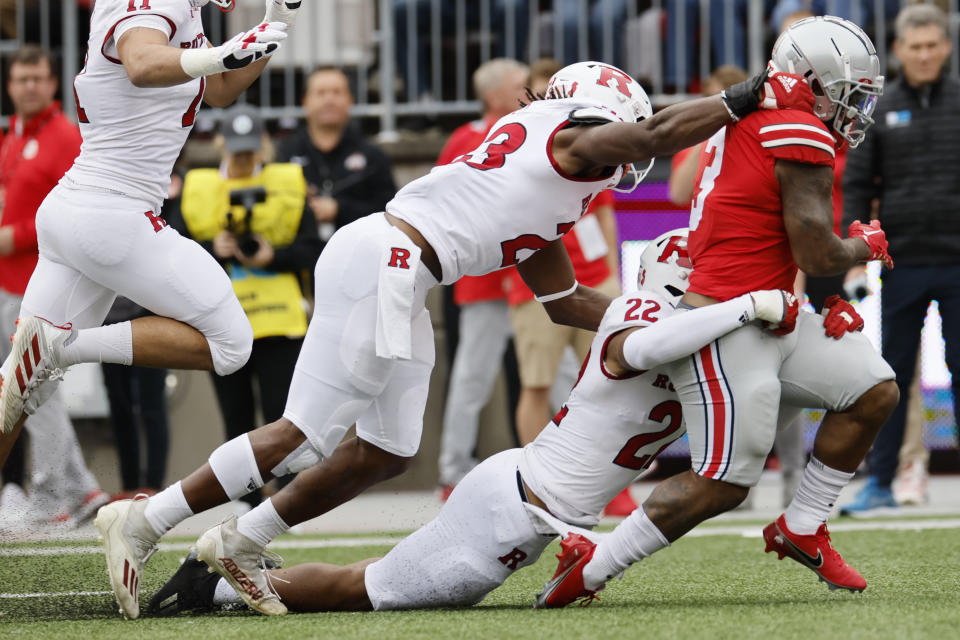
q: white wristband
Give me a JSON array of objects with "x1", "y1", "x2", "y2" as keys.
[
  {"x1": 180, "y1": 47, "x2": 223, "y2": 79},
  {"x1": 535, "y1": 280, "x2": 579, "y2": 303}
]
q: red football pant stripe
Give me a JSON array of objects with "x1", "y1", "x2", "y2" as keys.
[{"x1": 697, "y1": 344, "x2": 727, "y2": 479}]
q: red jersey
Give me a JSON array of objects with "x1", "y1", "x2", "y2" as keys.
[
  {"x1": 0, "y1": 102, "x2": 82, "y2": 295},
  {"x1": 506, "y1": 190, "x2": 615, "y2": 306},
  {"x1": 687, "y1": 109, "x2": 835, "y2": 301},
  {"x1": 436, "y1": 117, "x2": 511, "y2": 305}
]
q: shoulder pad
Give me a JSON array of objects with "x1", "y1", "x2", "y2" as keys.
[{"x1": 568, "y1": 107, "x2": 621, "y2": 126}]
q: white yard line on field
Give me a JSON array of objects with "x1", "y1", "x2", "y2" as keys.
[
  {"x1": 0, "y1": 590, "x2": 112, "y2": 599},
  {"x1": 0, "y1": 535, "x2": 406, "y2": 557},
  {"x1": 1, "y1": 518, "x2": 958, "y2": 601}
]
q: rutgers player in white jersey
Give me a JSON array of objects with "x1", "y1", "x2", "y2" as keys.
[
  {"x1": 0, "y1": 2, "x2": 299, "y2": 445},
  {"x1": 0, "y1": 0, "x2": 300, "y2": 617},
  {"x1": 92, "y1": 61, "x2": 818, "y2": 619},
  {"x1": 145, "y1": 229, "x2": 801, "y2": 615}
]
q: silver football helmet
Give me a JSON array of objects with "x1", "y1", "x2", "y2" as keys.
[
  {"x1": 771, "y1": 15, "x2": 883, "y2": 147},
  {"x1": 637, "y1": 228, "x2": 693, "y2": 307},
  {"x1": 546, "y1": 61, "x2": 654, "y2": 192}
]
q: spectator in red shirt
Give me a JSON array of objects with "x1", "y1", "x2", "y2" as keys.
[
  {"x1": 0, "y1": 46, "x2": 110, "y2": 532},
  {"x1": 436, "y1": 58, "x2": 528, "y2": 498}
]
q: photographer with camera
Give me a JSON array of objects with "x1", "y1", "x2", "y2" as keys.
[{"x1": 177, "y1": 104, "x2": 321, "y2": 509}]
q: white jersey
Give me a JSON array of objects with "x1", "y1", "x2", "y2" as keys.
[
  {"x1": 387, "y1": 98, "x2": 624, "y2": 284},
  {"x1": 67, "y1": 0, "x2": 206, "y2": 208},
  {"x1": 519, "y1": 291, "x2": 686, "y2": 527}
]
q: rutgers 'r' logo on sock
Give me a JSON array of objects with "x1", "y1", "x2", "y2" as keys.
[{"x1": 388, "y1": 247, "x2": 411, "y2": 269}]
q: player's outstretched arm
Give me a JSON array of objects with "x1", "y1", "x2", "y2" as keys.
[
  {"x1": 778, "y1": 160, "x2": 871, "y2": 276},
  {"x1": 553, "y1": 68, "x2": 815, "y2": 175},
  {"x1": 518, "y1": 239, "x2": 613, "y2": 332},
  {"x1": 117, "y1": 23, "x2": 285, "y2": 106},
  {"x1": 604, "y1": 291, "x2": 795, "y2": 375},
  {"x1": 558, "y1": 95, "x2": 735, "y2": 170}
]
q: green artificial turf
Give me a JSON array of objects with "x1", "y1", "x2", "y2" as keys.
[{"x1": 1, "y1": 522, "x2": 958, "y2": 640}]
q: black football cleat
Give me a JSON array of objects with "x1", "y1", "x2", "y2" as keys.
[{"x1": 147, "y1": 549, "x2": 220, "y2": 616}]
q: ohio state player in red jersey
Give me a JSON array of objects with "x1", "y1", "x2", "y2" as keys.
[{"x1": 539, "y1": 17, "x2": 900, "y2": 606}]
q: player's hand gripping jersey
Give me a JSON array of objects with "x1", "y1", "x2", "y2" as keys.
[
  {"x1": 387, "y1": 98, "x2": 624, "y2": 284},
  {"x1": 68, "y1": 0, "x2": 207, "y2": 207},
  {"x1": 686, "y1": 109, "x2": 837, "y2": 301}
]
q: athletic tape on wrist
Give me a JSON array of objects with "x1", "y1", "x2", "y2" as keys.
[
  {"x1": 534, "y1": 280, "x2": 579, "y2": 304},
  {"x1": 180, "y1": 47, "x2": 222, "y2": 79}
]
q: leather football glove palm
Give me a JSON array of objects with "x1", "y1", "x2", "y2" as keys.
[{"x1": 821, "y1": 295, "x2": 865, "y2": 339}]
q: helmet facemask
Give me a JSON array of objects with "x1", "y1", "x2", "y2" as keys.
[{"x1": 770, "y1": 16, "x2": 883, "y2": 148}]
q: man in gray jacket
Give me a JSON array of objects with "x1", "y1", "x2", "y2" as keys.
[{"x1": 841, "y1": 3, "x2": 960, "y2": 513}]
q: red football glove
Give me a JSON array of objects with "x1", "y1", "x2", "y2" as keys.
[
  {"x1": 848, "y1": 219, "x2": 894, "y2": 269},
  {"x1": 770, "y1": 291, "x2": 799, "y2": 336},
  {"x1": 760, "y1": 63, "x2": 815, "y2": 113},
  {"x1": 821, "y1": 295, "x2": 865, "y2": 340}
]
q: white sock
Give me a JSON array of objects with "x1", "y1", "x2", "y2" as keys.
[
  {"x1": 581, "y1": 506, "x2": 669, "y2": 591},
  {"x1": 143, "y1": 481, "x2": 194, "y2": 537},
  {"x1": 59, "y1": 321, "x2": 133, "y2": 366},
  {"x1": 236, "y1": 498, "x2": 289, "y2": 548},
  {"x1": 213, "y1": 577, "x2": 243, "y2": 606},
  {"x1": 783, "y1": 457, "x2": 854, "y2": 535}
]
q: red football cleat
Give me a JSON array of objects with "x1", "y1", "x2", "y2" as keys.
[
  {"x1": 534, "y1": 533, "x2": 600, "y2": 609},
  {"x1": 763, "y1": 514, "x2": 867, "y2": 593},
  {"x1": 602, "y1": 487, "x2": 638, "y2": 517}
]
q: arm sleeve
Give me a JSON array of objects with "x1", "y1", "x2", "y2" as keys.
[
  {"x1": 113, "y1": 14, "x2": 175, "y2": 40},
  {"x1": 841, "y1": 127, "x2": 880, "y2": 231},
  {"x1": 621, "y1": 294, "x2": 756, "y2": 371},
  {"x1": 269, "y1": 206, "x2": 322, "y2": 272}
]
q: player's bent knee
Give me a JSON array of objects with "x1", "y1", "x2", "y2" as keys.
[
  {"x1": 859, "y1": 379, "x2": 900, "y2": 421},
  {"x1": 207, "y1": 318, "x2": 253, "y2": 375},
  {"x1": 208, "y1": 433, "x2": 264, "y2": 500}
]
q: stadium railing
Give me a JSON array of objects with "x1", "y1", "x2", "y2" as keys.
[{"x1": 0, "y1": 0, "x2": 958, "y2": 138}]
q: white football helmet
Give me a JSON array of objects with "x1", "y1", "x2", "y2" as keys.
[
  {"x1": 545, "y1": 61, "x2": 654, "y2": 192},
  {"x1": 637, "y1": 228, "x2": 693, "y2": 307},
  {"x1": 771, "y1": 15, "x2": 883, "y2": 148}
]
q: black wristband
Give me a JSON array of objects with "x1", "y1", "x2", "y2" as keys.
[{"x1": 721, "y1": 70, "x2": 766, "y2": 121}]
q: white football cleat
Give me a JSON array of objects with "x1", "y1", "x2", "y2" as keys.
[
  {"x1": 196, "y1": 515, "x2": 287, "y2": 616},
  {"x1": 95, "y1": 497, "x2": 160, "y2": 620},
  {"x1": 1, "y1": 316, "x2": 75, "y2": 433}
]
